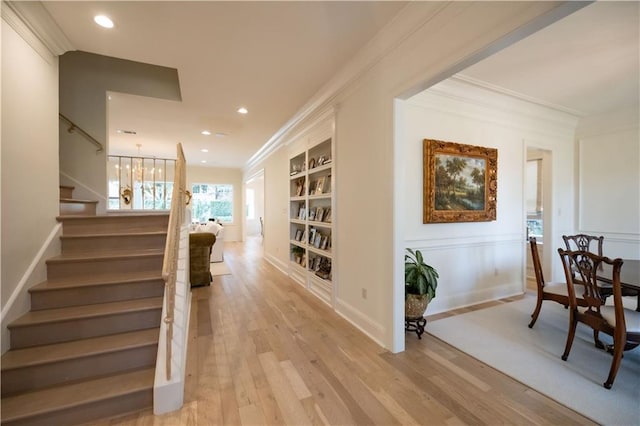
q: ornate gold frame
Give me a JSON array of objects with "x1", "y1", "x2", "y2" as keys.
[{"x1": 423, "y1": 139, "x2": 497, "y2": 223}]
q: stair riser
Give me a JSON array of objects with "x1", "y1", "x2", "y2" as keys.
[
  {"x1": 59, "y1": 187, "x2": 74, "y2": 199},
  {"x1": 61, "y1": 234, "x2": 167, "y2": 254},
  {"x1": 59, "y1": 202, "x2": 97, "y2": 216},
  {"x1": 1, "y1": 345, "x2": 157, "y2": 397},
  {"x1": 2, "y1": 388, "x2": 152, "y2": 426},
  {"x1": 61, "y1": 216, "x2": 169, "y2": 236},
  {"x1": 9, "y1": 309, "x2": 162, "y2": 349},
  {"x1": 30, "y1": 280, "x2": 165, "y2": 310},
  {"x1": 46, "y1": 256, "x2": 163, "y2": 281}
]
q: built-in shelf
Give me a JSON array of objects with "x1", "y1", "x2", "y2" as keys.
[{"x1": 288, "y1": 125, "x2": 334, "y2": 307}]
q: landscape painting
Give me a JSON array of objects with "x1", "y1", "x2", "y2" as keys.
[{"x1": 423, "y1": 139, "x2": 497, "y2": 223}]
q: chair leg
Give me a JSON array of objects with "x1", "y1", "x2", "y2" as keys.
[
  {"x1": 593, "y1": 330, "x2": 605, "y2": 349},
  {"x1": 604, "y1": 338, "x2": 624, "y2": 389},
  {"x1": 562, "y1": 314, "x2": 577, "y2": 361},
  {"x1": 528, "y1": 296, "x2": 543, "y2": 328}
]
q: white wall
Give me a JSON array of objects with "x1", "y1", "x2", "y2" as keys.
[
  {"x1": 245, "y1": 147, "x2": 290, "y2": 275},
  {"x1": 575, "y1": 106, "x2": 640, "y2": 259},
  {"x1": 186, "y1": 165, "x2": 243, "y2": 242},
  {"x1": 336, "y1": 3, "x2": 577, "y2": 350},
  {"x1": 1, "y1": 13, "x2": 60, "y2": 353},
  {"x1": 246, "y1": 2, "x2": 579, "y2": 351},
  {"x1": 399, "y1": 78, "x2": 577, "y2": 316},
  {"x1": 245, "y1": 173, "x2": 264, "y2": 237},
  {"x1": 59, "y1": 51, "x2": 181, "y2": 213}
]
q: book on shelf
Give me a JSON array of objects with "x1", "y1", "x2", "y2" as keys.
[
  {"x1": 320, "y1": 235, "x2": 329, "y2": 250},
  {"x1": 295, "y1": 177, "x2": 305, "y2": 197},
  {"x1": 315, "y1": 176, "x2": 326, "y2": 195},
  {"x1": 323, "y1": 208, "x2": 331, "y2": 223}
]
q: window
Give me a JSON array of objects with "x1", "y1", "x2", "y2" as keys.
[{"x1": 191, "y1": 183, "x2": 233, "y2": 223}]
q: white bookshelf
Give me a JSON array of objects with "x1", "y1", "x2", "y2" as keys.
[{"x1": 288, "y1": 135, "x2": 334, "y2": 306}]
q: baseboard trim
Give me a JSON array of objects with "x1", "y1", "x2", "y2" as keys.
[
  {"x1": 1, "y1": 223, "x2": 61, "y2": 324},
  {"x1": 264, "y1": 253, "x2": 289, "y2": 277},
  {"x1": 334, "y1": 298, "x2": 387, "y2": 349}
]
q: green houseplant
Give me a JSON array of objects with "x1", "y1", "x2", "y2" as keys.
[
  {"x1": 405, "y1": 248, "x2": 439, "y2": 318},
  {"x1": 291, "y1": 245, "x2": 304, "y2": 263}
]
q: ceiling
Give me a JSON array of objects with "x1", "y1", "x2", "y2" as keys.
[
  {"x1": 458, "y1": 1, "x2": 639, "y2": 117},
  {"x1": 43, "y1": 1, "x2": 638, "y2": 168},
  {"x1": 43, "y1": 1, "x2": 407, "y2": 166}
]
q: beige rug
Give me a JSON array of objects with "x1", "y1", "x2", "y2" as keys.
[
  {"x1": 210, "y1": 262, "x2": 231, "y2": 276},
  {"x1": 427, "y1": 296, "x2": 639, "y2": 426}
]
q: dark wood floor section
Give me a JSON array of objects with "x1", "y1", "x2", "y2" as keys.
[{"x1": 99, "y1": 237, "x2": 594, "y2": 425}]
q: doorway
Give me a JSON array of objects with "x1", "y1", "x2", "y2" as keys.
[
  {"x1": 245, "y1": 170, "x2": 265, "y2": 240},
  {"x1": 525, "y1": 148, "x2": 552, "y2": 290}
]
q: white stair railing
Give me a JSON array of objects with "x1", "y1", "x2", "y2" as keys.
[{"x1": 154, "y1": 143, "x2": 190, "y2": 414}]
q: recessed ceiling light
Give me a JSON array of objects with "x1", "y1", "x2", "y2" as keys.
[
  {"x1": 201, "y1": 160, "x2": 207, "y2": 163},
  {"x1": 237, "y1": 107, "x2": 248, "y2": 114},
  {"x1": 201, "y1": 149, "x2": 209, "y2": 153},
  {"x1": 215, "y1": 132, "x2": 227, "y2": 138},
  {"x1": 201, "y1": 130, "x2": 211, "y2": 136},
  {"x1": 94, "y1": 15, "x2": 114, "y2": 29}
]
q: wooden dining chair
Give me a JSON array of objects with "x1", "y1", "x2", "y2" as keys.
[
  {"x1": 563, "y1": 233, "x2": 640, "y2": 304},
  {"x1": 562, "y1": 234, "x2": 604, "y2": 255},
  {"x1": 558, "y1": 249, "x2": 640, "y2": 389},
  {"x1": 528, "y1": 237, "x2": 587, "y2": 328}
]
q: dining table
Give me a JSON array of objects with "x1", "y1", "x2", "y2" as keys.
[{"x1": 597, "y1": 258, "x2": 640, "y2": 311}]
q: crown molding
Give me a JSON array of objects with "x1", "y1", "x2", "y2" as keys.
[
  {"x1": 2, "y1": 1, "x2": 74, "y2": 60},
  {"x1": 408, "y1": 76, "x2": 581, "y2": 135},
  {"x1": 243, "y1": 2, "x2": 448, "y2": 172},
  {"x1": 454, "y1": 74, "x2": 586, "y2": 117}
]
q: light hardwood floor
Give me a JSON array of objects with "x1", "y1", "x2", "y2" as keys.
[{"x1": 98, "y1": 237, "x2": 594, "y2": 425}]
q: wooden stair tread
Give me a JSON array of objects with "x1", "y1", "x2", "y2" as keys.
[
  {"x1": 8, "y1": 297, "x2": 163, "y2": 327},
  {"x1": 59, "y1": 198, "x2": 99, "y2": 204},
  {"x1": 57, "y1": 213, "x2": 169, "y2": 221},
  {"x1": 1, "y1": 328, "x2": 159, "y2": 371},
  {"x1": 30, "y1": 271, "x2": 163, "y2": 290},
  {"x1": 47, "y1": 249, "x2": 164, "y2": 263},
  {"x1": 60, "y1": 230, "x2": 167, "y2": 239},
  {"x1": 0, "y1": 368, "x2": 154, "y2": 422}
]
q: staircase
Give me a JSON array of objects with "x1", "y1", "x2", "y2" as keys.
[{"x1": 1, "y1": 186, "x2": 169, "y2": 425}]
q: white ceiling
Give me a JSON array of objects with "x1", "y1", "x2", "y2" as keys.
[
  {"x1": 43, "y1": 1, "x2": 638, "y2": 168},
  {"x1": 43, "y1": 1, "x2": 407, "y2": 166},
  {"x1": 459, "y1": 1, "x2": 639, "y2": 117}
]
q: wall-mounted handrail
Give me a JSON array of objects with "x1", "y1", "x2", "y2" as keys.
[
  {"x1": 161, "y1": 142, "x2": 186, "y2": 380},
  {"x1": 59, "y1": 113, "x2": 104, "y2": 153}
]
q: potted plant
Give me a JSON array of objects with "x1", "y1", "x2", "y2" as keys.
[
  {"x1": 291, "y1": 245, "x2": 304, "y2": 264},
  {"x1": 405, "y1": 248, "x2": 439, "y2": 318}
]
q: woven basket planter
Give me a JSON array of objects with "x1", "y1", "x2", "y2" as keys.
[{"x1": 405, "y1": 294, "x2": 430, "y2": 318}]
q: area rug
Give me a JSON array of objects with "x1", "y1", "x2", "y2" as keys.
[
  {"x1": 427, "y1": 296, "x2": 639, "y2": 426},
  {"x1": 210, "y1": 262, "x2": 231, "y2": 276}
]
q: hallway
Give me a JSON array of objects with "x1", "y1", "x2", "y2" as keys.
[{"x1": 101, "y1": 238, "x2": 592, "y2": 425}]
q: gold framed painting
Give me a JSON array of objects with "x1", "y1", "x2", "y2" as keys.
[{"x1": 423, "y1": 139, "x2": 497, "y2": 223}]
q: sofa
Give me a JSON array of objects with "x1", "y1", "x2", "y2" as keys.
[
  {"x1": 195, "y1": 220, "x2": 224, "y2": 262},
  {"x1": 189, "y1": 232, "x2": 216, "y2": 287}
]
